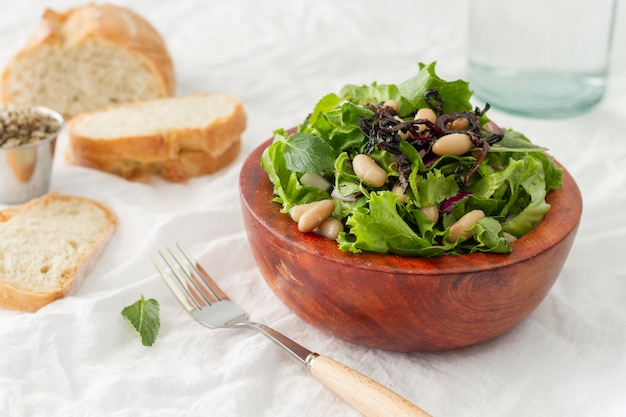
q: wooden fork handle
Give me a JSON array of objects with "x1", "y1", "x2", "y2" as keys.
[{"x1": 308, "y1": 355, "x2": 432, "y2": 417}]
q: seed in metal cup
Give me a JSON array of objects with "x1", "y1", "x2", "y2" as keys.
[{"x1": 0, "y1": 105, "x2": 64, "y2": 204}]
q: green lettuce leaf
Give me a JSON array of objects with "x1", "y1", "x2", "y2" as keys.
[
  {"x1": 417, "y1": 169, "x2": 460, "y2": 207},
  {"x1": 338, "y1": 82, "x2": 400, "y2": 108},
  {"x1": 397, "y1": 62, "x2": 473, "y2": 115},
  {"x1": 338, "y1": 62, "x2": 473, "y2": 117},
  {"x1": 471, "y1": 217, "x2": 512, "y2": 253},
  {"x1": 307, "y1": 101, "x2": 373, "y2": 152},
  {"x1": 501, "y1": 155, "x2": 552, "y2": 237},
  {"x1": 338, "y1": 192, "x2": 448, "y2": 256},
  {"x1": 333, "y1": 152, "x2": 363, "y2": 198}
]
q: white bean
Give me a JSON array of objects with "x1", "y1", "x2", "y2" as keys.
[
  {"x1": 447, "y1": 117, "x2": 470, "y2": 131},
  {"x1": 398, "y1": 130, "x2": 412, "y2": 140},
  {"x1": 290, "y1": 202, "x2": 310, "y2": 222},
  {"x1": 383, "y1": 99, "x2": 399, "y2": 112},
  {"x1": 503, "y1": 232, "x2": 517, "y2": 244},
  {"x1": 415, "y1": 108, "x2": 437, "y2": 123},
  {"x1": 300, "y1": 172, "x2": 331, "y2": 191},
  {"x1": 432, "y1": 133, "x2": 473, "y2": 156},
  {"x1": 296, "y1": 200, "x2": 336, "y2": 233},
  {"x1": 446, "y1": 209, "x2": 485, "y2": 243},
  {"x1": 392, "y1": 115, "x2": 412, "y2": 140},
  {"x1": 314, "y1": 217, "x2": 344, "y2": 240},
  {"x1": 419, "y1": 205, "x2": 439, "y2": 224},
  {"x1": 391, "y1": 183, "x2": 408, "y2": 204},
  {"x1": 415, "y1": 108, "x2": 437, "y2": 133},
  {"x1": 352, "y1": 154, "x2": 387, "y2": 188}
]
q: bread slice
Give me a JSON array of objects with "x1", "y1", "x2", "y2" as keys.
[
  {"x1": 0, "y1": 4, "x2": 175, "y2": 119},
  {"x1": 66, "y1": 93, "x2": 246, "y2": 181},
  {"x1": 0, "y1": 192, "x2": 117, "y2": 312}
]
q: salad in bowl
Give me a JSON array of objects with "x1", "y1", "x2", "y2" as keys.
[{"x1": 261, "y1": 62, "x2": 562, "y2": 257}]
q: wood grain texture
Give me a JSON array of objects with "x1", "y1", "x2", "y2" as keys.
[
  {"x1": 310, "y1": 355, "x2": 432, "y2": 416},
  {"x1": 239, "y1": 139, "x2": 582, "y2": 352}
]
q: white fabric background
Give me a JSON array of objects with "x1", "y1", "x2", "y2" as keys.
[{"x1": 1, "y1": 1, "x2": 625, "y2": 416}]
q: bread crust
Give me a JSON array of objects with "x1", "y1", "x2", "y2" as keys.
[
  {"x1": 66, "y1": 93, "x2": 246, "y2": 181},
  {"x1": 68, "y1": 137, "x2": 242, "y2": 182},
  {"x1": 0, "y1": 193, "x2": 117, "y2": 312},
  {"x1": 0, "y1": 3, "x2": 175, "y2": 117},
  {"x1": 68, "y1": 94, "x2": 246, "y2": 161}
]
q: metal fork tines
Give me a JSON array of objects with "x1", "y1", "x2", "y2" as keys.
[
  {"x1": 152, "y1": 243, "x2": 313, "y2": 364},
  {"x1": 152, "y1": 243, "x2": 431, "y2": 417}
]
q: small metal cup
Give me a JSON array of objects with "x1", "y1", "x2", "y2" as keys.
[{"x1": 0, "y1": 106, "x2": 64, "y2": 205}]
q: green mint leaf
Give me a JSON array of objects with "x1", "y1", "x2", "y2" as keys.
[
  {"x1": 121, "y1": 296, "x2": 160, "y2": 347},
  {"x1": 262, "y1": 132, "x2": 331, "y2": 213},
  {"x1": 283, "y1": 132, "x2": 336, "y2": 174}
]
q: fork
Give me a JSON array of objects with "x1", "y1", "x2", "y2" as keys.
[{"x1": 152, "y1": 243, "x2": 432, "y2": 417}]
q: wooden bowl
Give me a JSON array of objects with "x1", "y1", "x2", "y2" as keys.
[{"x1": 239, "y1": 139, "x2": 582, "y2": 352}]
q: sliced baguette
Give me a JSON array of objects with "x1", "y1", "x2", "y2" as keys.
[
  {"x1": 0, "y1": 3, "x2": 175, "y2": 119},
  {"x1": 0, "y1": 192, "x2": 117, "y2": 312},
  {"x1": 68, "y1": 142, "x2": 242, "y2": 182},
  {"x1": 67, "y1": 93, "x2": 246, "y2": 181}
]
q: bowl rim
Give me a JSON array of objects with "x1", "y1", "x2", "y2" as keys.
[{"x1": 240, "y1": 137, "x2": 583, "y2": 276}]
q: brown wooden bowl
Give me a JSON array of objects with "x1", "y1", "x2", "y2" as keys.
[{"x1": 239, "y1": 138, "x2": 583, "y2": 352}]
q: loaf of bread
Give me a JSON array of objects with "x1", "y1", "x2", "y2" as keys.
[
  {"x1": 66, "y1": 93, "x2": 246, "y2": 181},
  {"x1": 0, "y1": 3, "x2": 175, "y2": 119},
  {"x1": 0, "y1": 192, "x2": 117, "y2": 312}
]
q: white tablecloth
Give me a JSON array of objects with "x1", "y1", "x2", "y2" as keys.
[{"x1": 1, "y1": 1, "x2": 625, "y2": 416}]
